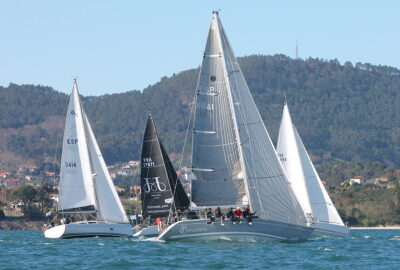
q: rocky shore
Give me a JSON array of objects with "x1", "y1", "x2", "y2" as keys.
[{"x1": 0, "y1": 220, "x2": 45, "y2": 230}]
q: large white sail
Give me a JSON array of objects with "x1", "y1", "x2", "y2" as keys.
[
  {"x1": 83, "y1": 110, "x2": 129, "y2": 223},
  {"x1": 276, "y1": 104, "x2": 312, "y2": 218},
  {"x1": 58, "y1": 80, "x2": 96, "y2": 212},
  {"x1": 277, "y1": 104, "x2": 345, "y2": 226},
  {"x1": 191, "y1": 12, "x2": 306, "y2": 226}
]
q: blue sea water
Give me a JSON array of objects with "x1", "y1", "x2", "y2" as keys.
[{"x1": 0, "y1": 229, "x2": 399, "y2": 270}]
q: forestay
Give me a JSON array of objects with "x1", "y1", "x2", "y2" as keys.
[{"x1": 58, "y1": 81, "x2": 96, "y2": 212}]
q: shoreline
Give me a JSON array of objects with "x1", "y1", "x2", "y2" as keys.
[
  {"x1": 0, "y1": 220, "x2": 45, "y2": 230},
  {"x1": 350, "y1": 226, "x2": 400, "y2": 230}
]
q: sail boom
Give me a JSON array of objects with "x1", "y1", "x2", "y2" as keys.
[{"x1": 59, "y1": 210, "x2": 97, "y2": 214}]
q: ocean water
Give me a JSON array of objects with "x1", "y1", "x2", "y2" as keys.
[{"x1": 0, "y1": 229, "x2": 399, "y2": 269}]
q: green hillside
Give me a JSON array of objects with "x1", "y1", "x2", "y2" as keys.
[{"x1": 1, "y1": 54, "x2": 400, "y2": 169}]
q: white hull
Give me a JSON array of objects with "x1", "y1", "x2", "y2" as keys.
[
  {"x1": 133, "y1": 225, "x2": 159, "y2": 237},
  {"x1": 311, "y1": 221, "x2": 349, "y2": 236},
  {"x1": 158, "y1": 219, "x2": 313, "y2": 242},
  {"x1": 44, "y1": 221, "x2": 132, "y2": 239}
]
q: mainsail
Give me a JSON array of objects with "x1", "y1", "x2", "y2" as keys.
[
  {"x1": 191, "y1": 12, "x2": 307, "y2": 226},
  {"x1": 58, "y1": 81, "x2": 96, "y2": 212},
  {"x1": 58, "y1": 80, "x2": 128, "y2": 223},
  {"x1": 141, "y1": 115, "x2": 190, "y2": 218},
  {"x1": 277, "y1": 104, "x2": 345, "y2": 226}
]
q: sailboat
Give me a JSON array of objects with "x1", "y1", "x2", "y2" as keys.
[
  {"x1": 135, "y1": 114, "x2": 190, "y2": 237},
  {"x1": 44, "y1": 80, "x2": 132, "y2": 238},
  {"x1": 157, "y1": 11, "x2": 313, "y2": 241},
  {"x1": 276, "y1": 103, "x2": 349, "y2": 236}
]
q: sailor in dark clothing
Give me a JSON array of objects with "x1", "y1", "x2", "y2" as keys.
[
  {"x1": 215, "y1": 207, "x2": 224, "y2": 224},
  {"x1": 206, "y1": 208, "x2": 215, "y2": 222},
  {"x1": 226, "y1": 207, "x2": 234, "y2": 222},
  {"x1": 243, "y1": 205, "x2": 253, "y2": 224}
]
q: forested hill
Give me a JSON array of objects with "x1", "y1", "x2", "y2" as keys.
[{"x1": 1, "y1": 54, "x2": 400, "y2": 167}]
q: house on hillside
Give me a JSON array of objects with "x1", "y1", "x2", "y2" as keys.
[
  {"x1": 128, "y1": 160, "x2": 140, "y2": 167},
  {"x1": 18, "y1": 165, "x2": 37, "y2": 173},
  {"x1": 114, "y1": 186, "x2": 125, "y2": 193},
  {"x1": 44, "y1": 171, "x2": 55, "y2": 177},
  {"x1": 0, "y1": 172, "x2": 10, "y2": 179},
  {"x1": 130, "y1": 185, "x2": 141, "y2": 195},
  {"x1": 349, "y1": 176, "x2": 367, "y2": 186},
  {"x1": 3, "y1": 178, "x2": 24, "y2": 188},
  {"x1": 374, "y1": 177, "x2": 389, "y2": 188}
]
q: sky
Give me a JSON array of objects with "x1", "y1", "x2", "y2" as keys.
[{"x1": 0, "y1": 1, "x2": 399, "y2": 96}]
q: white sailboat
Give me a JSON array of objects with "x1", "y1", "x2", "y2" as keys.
[
  {"x1": 158, "y1": 11, "x2": 313, "y2": 241},
  {"x1": 44, "y1": 80, "x2": 132, "y2": 238},
  {"x1": 276, "y1": 103, "x2": 349, "y2": 236}
]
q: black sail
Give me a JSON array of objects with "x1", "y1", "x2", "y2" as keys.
[{"x1": 140, "y1": 115, "x2": 190, "y2": 218}]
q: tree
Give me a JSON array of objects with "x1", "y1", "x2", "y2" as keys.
[
  {"x1": 36, "y1": 185, "x2": 52, "y2": 214},
  {"x1": 12, "y1": 185, "x2": 40, "y2": 218}
]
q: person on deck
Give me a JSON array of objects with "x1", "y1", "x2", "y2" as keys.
[
  {"x1": 243, "y1": 205, "x2": 253, "y2": 224},
  {"x1": 233, "y1": 207, "x2": 243, "y2": 224},
  {"x1": 226, "y1": 208, "x2": 234, "y2": 222},
  {"x1": 155, "y1": 217, "x2": 163, "y2": 232},
  {"x1": 206, "y1": 208, "x2": 215, "y2": 222},
  {"x1": 215, "y1": 207, "x2": 223, "y2": 218}
]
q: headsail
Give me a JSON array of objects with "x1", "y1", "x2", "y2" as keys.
[
  {"x1": 277, "y1": 104, "x2": 345, "y2": 226},
  {"x1": 83, "y1": 110, "x2": 129, "y2": 223},
  {"x1": 141, "y1": 115, "x2": 190, "y2": 218},
  {"x1": 191, "y1": 12, "x2": 307, "y2": 226},
  {"x1": 58, "y1": 80, "x2": 96, "y2": 213}
]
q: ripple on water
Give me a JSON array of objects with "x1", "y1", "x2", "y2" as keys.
[{"x1": 1, "y1": 230, "x2": 400, "y2": 269}]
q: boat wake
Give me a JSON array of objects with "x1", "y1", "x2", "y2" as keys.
[{"x1": 134, "y1": 236, "x2": 165, "y2": 243}]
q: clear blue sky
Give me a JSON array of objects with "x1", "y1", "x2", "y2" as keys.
[{"x1": 0, "y1": 0, "x2": 398, "y2": 95}]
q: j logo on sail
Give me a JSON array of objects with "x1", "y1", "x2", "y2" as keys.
[{"x1": 143, "y1": 177, "x2": 167, "y2": 193}]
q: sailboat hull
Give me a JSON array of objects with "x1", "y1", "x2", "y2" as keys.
[
  {"x1": 44, "y1": 222, "x2": 132, "y2": 239},
  {"x1": 311, "y1": 221, "x2": 349, "y2": 236},
  {"x1": 158, "y1": 219, "x2": 313, "y2": 242},
  {"x1": 133, "y1": 225, "x2": 159, "y2": 237}
]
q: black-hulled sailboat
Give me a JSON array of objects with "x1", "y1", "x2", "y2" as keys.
[
  {"x1": 135, "y1": 114, "x2": 190, "y2": 237},
  {"x1": 157, "y1": 11, "x2": 313, "y2": 241}
]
